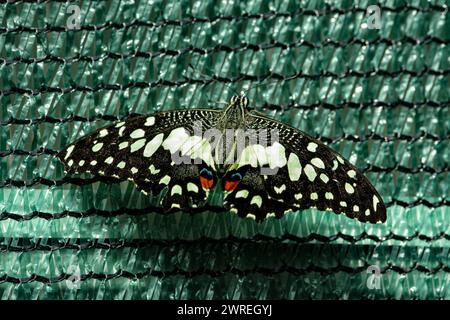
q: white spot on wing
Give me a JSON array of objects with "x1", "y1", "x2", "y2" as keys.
[
  {"x1": 78, "y1": 160, "x2": 85, "y2": 166},
  {"x1": 117, "y1": 161, "x2": 126, "y2": 169},
  {"x1": 239, "y1": 144, "x2": 267, "y2": 168},
  {"x1": 236, "y1": 190, "x2": 249, "y2": 198},
  {"x1": 340, "y1": 201, "x2": 347, "y2": 207},
  {"x1": 145, "y1": 116, "x2": 155, "y2": 126},
  {"x1": 131, "y1": 167, "x2": 138, "y2": 174},
  {"x1": 347, "y1": 170, "x2": 357, "y2": 179},
  {"x1": 143, "y1": 133, "x2": 164, "y2": 158},
  {"x1": 310, "y1": 192, "x2": 318, "y2": 200},
  {"x1": 252, "y1": 144, "x2": 268, "y2": 167},
  {"x1": 171, "y1": 185, "x2": 182, "y2": 196},
  {"x1": 320, "y1": 173, "x2": 329, "y2": 183},
  {"x1": 181, "y1": 136, "x2": 214, "y2": 168},
  {"x1": 325, "y1": 192, "x2": 334, "y2": 200},
  {"x1": 311, "y1": 158, "x2": 325, "y2": 169},
  {"x1": 187, "y1": 182, "x2": 199, "y2": 193},
  {"x1": 332, "y1": 159, "x2": 338, "y2": 170},
  {"x1": 64, "y1": 145, "x2": 74, "y2": 160},
  {"x1": 105, "y1": 157, "x2": 114, "y2": 164},
  {"x1": 287, "y1": 153, "x2": 302, "y2": 181},
  {"x1": 304, "y1": 164, "x2": 317, "y2": 181},
  {"x1": 250, "y1": 195, "x2": 262, "y2": 208},
  {"x1": 159, "y1": 175, "x2": 171, "y2": 185},
  {"x1": 307, "y1": 142, "x2": 318, "y2": 152},
  {"x1": 99, "y1": 129, "x2": 108, "y2": 137},
  {"x1": 345, "y1": 182, "x2": 354, "y2": 194},
  {"x1": 180, "y1": 135, "x2": 201, "y2": 154},
  {"x1": 162, "y1": 127, "x2": 190, "y2": 154},
  {"x1": 266, "y1": 142, "x2": 287, "y2": 169},
  {"x1": 130, "y1": 129, "x2": 145, "y2": 139},
  {"x1": 274, "y1": 184, "x2": 286, "y2": 194},
  {"x1": 373, "y1": 195, "x2": 380, "y2": 211},
  {"x1": 119, "y1": 141, "x2": 129, "y2": 150},
  {"x1": 149, "y1": 165, "x2": 160, "y2": 175},
  {"x1": 130, "y1": 138, "x2": 146, "y2": 152},
  {"x1": 92, "y1": 143, "x2": 103, "y2": 152}
]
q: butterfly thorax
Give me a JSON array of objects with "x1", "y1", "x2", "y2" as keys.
[{"x1": 204, "y1": 95, "x2": 254, "y2": 173}]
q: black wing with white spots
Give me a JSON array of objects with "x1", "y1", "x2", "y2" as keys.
[
  {"x1": 57, "y1": 109, "x2": 221, "y2": 210},
  {"x1": 223, "y1": 112, "x2": 387, "y2": 224}
]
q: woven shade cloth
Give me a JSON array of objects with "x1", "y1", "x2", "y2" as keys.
[{"x1": 0, "y1": 1, "x2": 449, "y2": 299}]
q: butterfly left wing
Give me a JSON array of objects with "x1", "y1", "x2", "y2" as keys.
[
  {"x1": 57, "y1": 109, "x2": 221, "y2": 210},
  {"x1": 223, "y1": 112, "x2": 387, "y2": 224}
]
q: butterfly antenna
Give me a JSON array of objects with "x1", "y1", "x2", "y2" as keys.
[
  {"x1": 187, "y1": 63, "x2": 211, "y2": 84},
  {"x1": 240, "y1": 78, "x2": 281, "y2": 97},
  {"x1": 238, "y1": 77, "x2": 287, "y2": 111},
  {"x1": 187, "y1": 63, "x2": 241, "y2": 98}
]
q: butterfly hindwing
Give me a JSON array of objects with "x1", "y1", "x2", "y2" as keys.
[
  {"x1": 223, "y1": 166, "x2": 293, "y2": 220},
  {"x1": 57, "y1": 109, "x2": 221, "y2": 211}
]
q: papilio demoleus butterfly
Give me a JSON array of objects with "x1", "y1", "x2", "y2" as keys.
[{"x1": 57, "y1": 95, "x2": 386, "y2": 223}]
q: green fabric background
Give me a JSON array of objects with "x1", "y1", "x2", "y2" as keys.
[{"x1": 0, "y1": 0, "x2": 449, "y2": 299}]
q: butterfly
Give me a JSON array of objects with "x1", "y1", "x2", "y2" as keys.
[{"x1": 57, "y1": 95, "x2": 387, "y2": 223}]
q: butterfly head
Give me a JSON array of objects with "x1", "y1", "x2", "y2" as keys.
[{"x1": 229, "y1": 95, "x2": 249, "y2": 108}]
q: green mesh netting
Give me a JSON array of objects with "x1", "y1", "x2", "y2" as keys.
[{"x1": 0, "y1": 0, "x2": 449, "y2": 299}]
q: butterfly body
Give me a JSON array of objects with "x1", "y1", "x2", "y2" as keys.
[{"x1": 58, "y1": 95, "x2": 386, "y2": 223}]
